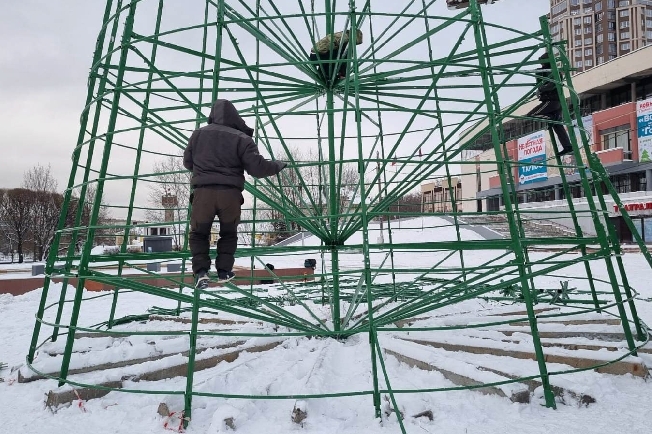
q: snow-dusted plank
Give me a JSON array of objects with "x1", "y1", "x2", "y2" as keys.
[
  {"x1": 20, "y1": 338, "x2": 247, "y2": 382},
  {"x1": 383, "y1": 338, "x2": 531, "y2": 403},
  {"x1": 400, "y1": 336, "x2": 648, "y2": 377}
]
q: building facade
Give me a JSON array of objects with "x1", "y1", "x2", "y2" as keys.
[
  {"x1": 460, "y1": 46, "x2": 652, "y2": 242},
  {"x1": 421, "y1": 177, "x2": 463, "y2": 213},
  {"x1": 550, "y1": 0, "x2": 652, "y2": 73}
]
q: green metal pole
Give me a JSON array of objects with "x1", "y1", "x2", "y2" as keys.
[
  {"x1": 549, "y1": 132, "x2": 601, "y2": 311},
  {"x1": 470, "y1": 0, "x2": 556, "y2": 408},
  {"x1": 183, "y1": 0, "x2": 226, "y2": 425},
  {"x1": 249, "y1": 0, "x2": 261, "y2": 294},
  {"x1": 539, "y1": 16, "x2": 637, "y2": 353},
  {"x1": 348, "y1": 1, "x2": 380, "y2": 416},
  {"x1": 50, "y1": 3, "x2": 125, "y2": 342},
  {"x1": 177, "y1": 0, "x2": 214, "y2": 316},
  {"x1": 109, "y1": 0, "x2": 165, "y2": 329},
  {"x1": 589, "y1": 157, "x2": 645, "y2": 343},
  {"x1": 57, "y1": 0, "x2": 137, "y2": 386},
  {"x1": 27, "y1": 0, "x2": 117, "y2": 358},
  {"x1": 324, "y1": 0, "x2": 342, "y2": 332},
  {"x1": 368, "y1": 14, "x2": 397, "y2": 299},
  {"x1": 422, "y1": 0, "x2": 467, "y2": 283},
  {"x1": 183, "y1": 272, "x2": 201, "y2": 429}
]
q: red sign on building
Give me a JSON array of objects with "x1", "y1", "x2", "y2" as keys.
[{"x1": 613, "y1": 202, "x2": 652, "y2": 213}]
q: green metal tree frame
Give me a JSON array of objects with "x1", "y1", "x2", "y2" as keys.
[{"x1": 26, "y1": 0, "x2": 650, "y2": 429}]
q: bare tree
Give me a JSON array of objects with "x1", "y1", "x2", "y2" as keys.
[
  {"x1": 146, "y1": 154, "x2": 191, "y2": 248},
  {"x1": 23, "y1": 164, "x2": 58, "y2": 193},
  {"x1": 388, "y1": 191, "x2": 422, "y2": 220},
  {"x1": 23, "y1": 164, "x2": 61, "y2": 261},
  {"x1": 0, "y1": 188, "x2": 35, "y2": 263},
  {"x1": 0, "y1": 189, "x2": 13, "y2": 261},
  {"x1": 59, "y1": 184, "x2": 112, "y2": 255},
  {"x1": 257, "y1": 147, "x2": 362, "y2": 243}
]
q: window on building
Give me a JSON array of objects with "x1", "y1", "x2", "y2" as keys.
[
  {"x1": 621, "y1": 42, "x2": 631, "y2": 50},
  {"x1": 608, "y1": 84, "x2": 631, "y2": 106},
  {"x1": 647, "y1": 19, "x2": 652, "y2": 28},
  {"x1": 584, "y1": 37, "x2": 592, "y2": 44},
  {"x1": 609, "y1": 54, "x2": 617, "y2": 59},
  {"x1": 575, "y1": 28, "x2": 583, "y2": 35},
  {"x1": 160, "y1": 227, "x2": 167, "y2": 235},
  {"x1": 575, "y1": 49, "x2": 583, "y2": 58},
  {"x1": 597, "y1": 22, "x2": 604, "y2": 32},
  {"x1": 608, "y1": 11, "x2": 616, "y2": 20},
  {"x1": 608, "y1": 0, "x2": 615, "y2": 7},
  {"x1": 636, "y1": 76, "x2": 652, "y2": 101},
  {"x1": 620, "y1": 20, "x2": 630, "y2": 29},
  {"x1": 584, "y1": 26, "x2": 593, "y2": 33},
  {"x1": 621, "y1": 31, "x2": 631, "y2": 39},
  {"x1": 584, "y1": 15, "x2": 592, "y2": 24},
  {"x1": 597, "y1": 55, "x2": 605, "y2": 64},
  {"x1": 597, "y1": 44, "x2": 604, "y2": 54},
  {"x1": 647, "y1": 30, "x2": 652, "y2": 39},
  {"x1": 151, "y1": 228, "x2": 158, "y2": 236},
  {"x1": 609, "y1": 42, "x2": 617, "y2": 53},
  {"x1": 601, "y1": 125, "x2": 632, "y2": 158},
  {"x1": 585, "y1": 59, "x2": 593, "y2": 66},
  {"x1": 618, "y1": 0, "x2": 630, "y2": 6},
  {"x1": 574, "y1": 17, "x2": 581, "y2": 25},
  {"x1": 630, "y1": 172, "x2": 647, "y2": 193},
  {"x1": 596, "y1": 2, "x2": 603, "y2": 12},
  {"x1": 608, "y1": 32, "x2": 616, "y2": 41},
  {"x1": 571, "y1": 0, "x2": 579, "y2": 5},
  {"x1": 552, "y1": 0, "x2": 568, "y2": 15},
  {"x1": 527, "y1": 188, "x2": 556, "y2": 203},
  {"x1": 487, "y1": 197, "x2": 500, "y2": 212},
  {"x1": 647, "y1": 9, "x2": 652, "y2": 18},
  {"x1": 608, "y1": 21, "x2": 616, "y2": 30},
  {"x1": 597, "y1": 33, "x2": 604, "y2": 43},
  {"x1": 611, "y1": 174, "x2": 631, "y2": 194},
  {"x1": 597, "y1": 11, "x2": 604, "y2": 21},
  {"x1": 575, "y1": 39, "x2": 583, "y2": 46},
  {"x1": 585, "y1": 48, "x2": 593, "y2": 56},
  {"x1": 575, "y1": 60, "x2": 584, "y2": 68},
  {"x1": 580, "y1": 94, "x2": 602, "y2": 116},
  {"x1": 619, "y1": 10, "x2": 630, "y2": 18},
  {"x1": 565, "y1": 183, "x2": 584, "y2": 199}
]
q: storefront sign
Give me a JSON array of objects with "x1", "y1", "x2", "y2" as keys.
[
  {"x1": 518, "y1": 130, "x2": 547, "y2": 185},
  {"x1": 637, "y1": 98, "x2": 652, "y2": 163},
  {"x1": 612, "y1": 201, "x2": 652, "y2": 214}
]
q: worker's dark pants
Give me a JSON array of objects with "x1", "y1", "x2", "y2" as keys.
[
  {"x1": 526, "y1": 99, "x2": 573, "y2": 153},
  {"x1": 189, "y1": 187, "x2": 242, "y2": 275},
  {"x1": 310, "y1": 46, "x2": 348, "y2": 82}
]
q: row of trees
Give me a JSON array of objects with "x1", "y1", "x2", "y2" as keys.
[{"x1": 0, "y1": 165, "x2": 109, "y2": 263}]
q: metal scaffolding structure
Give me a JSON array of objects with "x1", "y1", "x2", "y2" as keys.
[{"x1": 26, "y1": 0, "x2": 651, "y2": 429}]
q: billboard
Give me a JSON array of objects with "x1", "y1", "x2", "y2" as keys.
[
  {"x1": 517, "y1": 130, "x2": 547, "y2": 185},
  {"x1": 638, "y1": 98, "x2": 652, "y2": 163}
]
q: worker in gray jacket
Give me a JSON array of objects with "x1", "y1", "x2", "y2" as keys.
[{"x1": 183, "y1": 99, "x2": 287, "y2": 289}]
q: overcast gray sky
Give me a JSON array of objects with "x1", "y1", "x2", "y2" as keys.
[{"x1": 0, "y1": 0, "x2": 550, "y2": 216}]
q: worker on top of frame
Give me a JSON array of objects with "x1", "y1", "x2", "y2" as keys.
[
  {"x1": 526, "y1": 52, "x2": 573, "y2": 156},
  {"x1": 309, "y1": 29, "x2": 363, "y2": 82},
  {"x1": 183, "y1": 100, "x2": 287, "y2": 289}
]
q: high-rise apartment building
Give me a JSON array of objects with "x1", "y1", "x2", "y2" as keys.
[{"x1": 549, "y1": 0, "x2": 652, "y2": 73}]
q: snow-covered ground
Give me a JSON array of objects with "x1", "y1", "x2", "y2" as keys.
[{"x1": 1, "y1": 216, "x2": 651, "y2": 434}]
